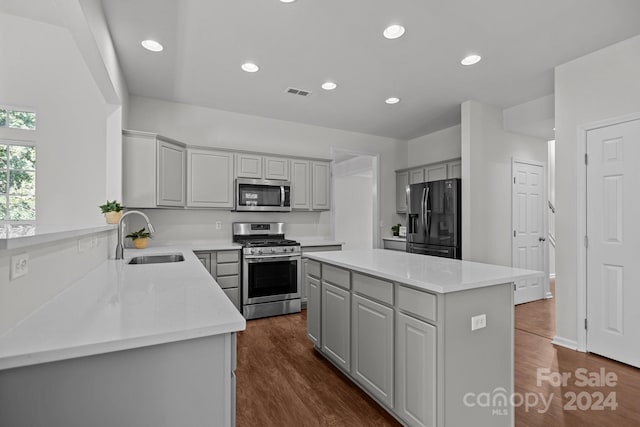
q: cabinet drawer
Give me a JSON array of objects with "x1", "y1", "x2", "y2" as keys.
[
  {"x1": 217, "y1": 250, "x2": 239, "y2": 263},
  {"x1": 353, "y1": 272, "x2": 393, "y2": 305},
  {"x1": 307, "y1": 260, "x2": 321, "y2": 278},
  {"x1": 217, "y1": 262, "x2": 239, "y2": 276},
  {"x1": 217, "y1": 275, "x2": 239, "y2": 289},
  {"x1": 223, "y1": 287, "x2": 240, "y2": 310},
  {"x1": 398, "y1": 285, "x2": 437, "y2": 322},
  {"x1": 322, "y1": 264, "x2": 350, "y2": 290}
]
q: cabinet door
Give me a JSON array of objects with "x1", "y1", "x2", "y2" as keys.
[
  {"x1": 194, "y1": 251, "x2": 211, "y2": 273},
  {"x1": 187, "y1": 149, "x2": 234, "y2": 208},
  {"x1": 409, "y1": 168, "x2": 424, "y2": 185},
  {"x1": 264, "y1": 156, "x2": 290, "y2": 180},
  {"x1": 312, "y1": 161, "x2": 331, "y2": 210},
  {"x1": 236, "y1": 153, "x2": 263, "y2": 178},
  {"x1": 292, "y1": 160, "x2": 311, "y2": 210},
  {"x1": 122, "y1": 132, "x2": 157, "y2": 208},
  {"x1": 352, "y1": 294, "x2": 394, "y2": 407},
  {"x1": 157, "y1": 140, "x2": 186, "y2": 206},
  {"x1": 223, "y1": 288, "x2": 240, "y2": 310},
  {"x1": 447, "y1": 160, "x2": 461, "y2": 179},
  {"x1": 307, "y1": 275, "x2": 321, "y2": 346},
  {"x1": 396, "y1": 313, "x2": 436, "y2": 427},
  {"x1": 321, "y1": 282, "x2": 350, "y2": 371},
  {"x1": 396, "y1": 171, "x2": 409, "y2": 213},
  {"x1": 425, "y1": 164, "x2": 447, "y2": 182}
]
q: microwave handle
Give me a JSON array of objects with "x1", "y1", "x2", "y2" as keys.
[{"x1": 281, "y1": 186, "x2": 285, "y2": 207}]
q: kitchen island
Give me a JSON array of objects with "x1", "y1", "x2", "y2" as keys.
[
  {"x1": 303, "y1": 249, "x2": 541, "y2": 427},
  {"x1": 0, "y1": 247, "x2": 245, "y2": 427}
]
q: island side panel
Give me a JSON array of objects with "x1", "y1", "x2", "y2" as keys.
[
  {"x1": 442, "y1": 283, "x2": 514, "y2": 427},
  {"x1": 0, "y1": 334, "x2": 235, "y2": 427}
]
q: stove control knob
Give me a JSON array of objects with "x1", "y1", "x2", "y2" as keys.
[{"x1": 258, "y1": 249, "x2": 263, "y2": 255}]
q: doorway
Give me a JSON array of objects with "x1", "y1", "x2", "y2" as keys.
[
  {"x1": 583, "y1": 117, "x2": 640, "y2": 367},
  {"x1": 512, "y1": 158, "x2": 547, "y2": 304},
  {"x1": 331, "y1": 149, "x2": 379, "y2": 250}
]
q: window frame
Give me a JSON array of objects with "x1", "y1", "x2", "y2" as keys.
[
  {"x1": 0, "y1": 139, "x2": 36, "y2": 225},
  {"x1": 0, "y1": 105, "x2": 37, "y2": 131}
]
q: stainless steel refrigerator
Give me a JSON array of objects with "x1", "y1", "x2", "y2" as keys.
[{"x1": 406, "y1": 178, "x2": 461, "y2": 259}]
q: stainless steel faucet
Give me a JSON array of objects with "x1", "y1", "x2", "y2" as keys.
[{"x1": 115, "y1": 210, "x2": 155, "y2": 259}]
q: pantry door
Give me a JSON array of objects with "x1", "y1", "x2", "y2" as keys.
[
  {"x1": 512, "y1": 160, "x2": 546, "y2": 304},
  {"x1": 586, "y1": 118, "x2": 640, "y2": 367}
]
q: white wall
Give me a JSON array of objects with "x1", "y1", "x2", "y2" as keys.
[
  {"x1": 554, "y1": 34, "x2": 640, "y2": 344},
  {"x1": 334, "y1": 175, "x2": 374, "y2": 250},
  {"x1": 548, "y1": 140, "x2": 556, "y2": 278},
  {"x1": 407, "y1": 125, "x2": 461, "y2": 167},
  {"x1": 0, "y1": 13, "x2": 109, "y2": 226},
  {"x1": 461, "y1": 100, "x2": 548, "y2": 267},
  {"x1": 126, "y1": 96, "x2": 407, "y2": 242}
]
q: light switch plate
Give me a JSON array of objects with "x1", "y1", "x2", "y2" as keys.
[
  {"x1": 11, "y1": 253, "x2": 29, "y2": 280},
  {"x1": 215, "y1": 221, "x2": 222, "y2": 230},
  {"x1": 471, "y1": 314, "x2": 487, "y2": 331}
]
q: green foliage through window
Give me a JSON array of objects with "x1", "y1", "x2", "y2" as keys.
[
  {"x1": 0, "y1": 143, "x2": 36, "y2": 221},
  {"x1": 0, "y1": 108, "x2": 36, "y2": 130}
]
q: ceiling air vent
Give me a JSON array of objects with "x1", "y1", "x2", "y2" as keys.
[{"x1": 286, "y1": 87, "x2": 312, "y2": 97}]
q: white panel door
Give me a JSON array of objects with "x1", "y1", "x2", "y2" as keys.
[
  {"x1": 512, "y1": 160, "x2": 545, "y2": 304},
  {"x1": 586, "y1": 119, "x2": 640, "y2": 367}
]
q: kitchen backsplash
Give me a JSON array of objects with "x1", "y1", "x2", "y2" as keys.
[{"x1": 121, "y1": 209, "x2": 331, "y2": 246}]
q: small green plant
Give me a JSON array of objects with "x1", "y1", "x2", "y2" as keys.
[
  {"x1": 391, "y1": 223, "x2": 401, "y2": 235},
  {"x1": 98, "y1": 200, "x2": 122, "y2": 213},
  {"x1": 126, "y1": 228, "x2": 152, "y2": 240}
]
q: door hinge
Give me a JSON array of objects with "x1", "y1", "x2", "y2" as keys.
[
  {"x1": 513, "y1": 230, "x2": 516, "y2": 238},
  {"x1": 584, "y1": 153, "x2": 589, "y2": 165},
  {"x1": 584, "y1": 318, "x2": 588, "y2": 330},
  {"x1": 514, "y1": 283, "x2": 516, "y2": 291},
  {"x1": 584, "y1": 235, "x2": 589, "y2": 248},
  {"x1": 513, "y1": 177, "x2": 516, "y2": 184}
]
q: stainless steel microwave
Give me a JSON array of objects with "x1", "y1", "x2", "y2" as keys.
[{"x1": 235, "y1": 178, "x2": 291, "y2": 212}]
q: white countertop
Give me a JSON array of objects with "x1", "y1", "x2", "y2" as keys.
[
  {"x1": 0, "y1": 247, "x2": 246, "y2": 371},
  {"x1": 382, "y1": 236, "x2": 406, "y2": 241},
  {"x1": 297, "y1": 239, "x2": 344, "y2": 247},
  {"x1": 303, "y1": 249, "x2": 541, "y2": 294},
  {"x1": 0, "y1": 224, "x2": 115, "y2": 250}
]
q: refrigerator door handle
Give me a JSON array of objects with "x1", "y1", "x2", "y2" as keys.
[
  {"x1": 421, "y1": 187, "x2": 427, "y2": 230},
  {"x1": 424, "y1": 186, "x2": 430, "y2": 235}
]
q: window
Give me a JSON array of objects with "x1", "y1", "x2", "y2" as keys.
[
  {"x1": 0, "y1": 143, "x2": 36, "y2": 222},
  {"x1": 0, "y1": 108, "x2": 36, "y2": 130}
]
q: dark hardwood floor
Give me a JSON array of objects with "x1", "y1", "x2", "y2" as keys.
[{"x1": 236, "y1": 280, "x2": 640, "y2": 426}]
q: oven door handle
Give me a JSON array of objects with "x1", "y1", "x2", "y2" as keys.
[{"x1": 244, "y1": 254, "x2": 301, "y2": 262}]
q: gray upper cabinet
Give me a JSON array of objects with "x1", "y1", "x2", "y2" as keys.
[
  {"x1": 123, "y1": 130, "x2": 186, "y2": 208},
  {"x1": 236, "y1": 153, "x2": 262, "y2": 178},
  {"x1": 292, "y1": 160, "x2": 311, "y2": 210},
  {"x1": 396, "y1": 171, "x2": 409, "y2": 213},
  {"x1": 157, "y1": 140, "x2": 186, "y2": 206},
  {"x1": 312, "y1": 161, "x2": 331, "y2": 210},
  {"x1": 264, "y1": 156, "x2": 290, "y2": 180},
  {"x1": 424, "y1": 163, "x2": 447, "y2": 182},
  {"x1": 409, "y1": 168, "x2": 424, "y2": 185},
  {"x1": 447, "y1": 160, "x2": 461, "y2": 179},
  {"x1": 187, "y1": 148, "x2": 234, "y2": 208}
]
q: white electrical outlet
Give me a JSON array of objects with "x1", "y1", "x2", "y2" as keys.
[
  {"x1": 215, "y1": 221, "x2": 222, "y2": 230},
  {"x1": 10, "y1": 253, "x2": 29, "y2": 280},
  {"x1": 471, "y1": 314, "x2": 487, "y2": 331}
]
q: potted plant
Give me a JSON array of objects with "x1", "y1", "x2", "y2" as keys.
[
  {"x1": 99, "y1": 200, "x2": 123, "y2": 224},
  {"x1": 126, "y1": 228, "x2": 152, "y2": 249},
  {"x1": 391, "y1": 223, "x2": 401, "y2": 237}
]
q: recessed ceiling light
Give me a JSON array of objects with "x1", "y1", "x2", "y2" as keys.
[
  {"x1": 385, "y1": 97, "x2": 400, "y2": 105},
  {"x1": 321, "y1": 81, "x2": 337, "y2": 91},
  {"x1": 141, "y1": 39, "x2": 163, "y2": 52},
  {"x1": 461, "y1": 54, "x2": 482, "y2": 66},
  {"x1": 280, "y1": 0, "x2": 296, "y2": 3},
  {"x1": 241, "y1": 62, "x2": 260, "y2": 73},
  {"x1": 383, "y1": 24, "x2": 405, "y2": 40}
]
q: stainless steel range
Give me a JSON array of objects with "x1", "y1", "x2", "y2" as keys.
[{"x1": 232, "y1": 222, "x2": 301, "y2": 320}]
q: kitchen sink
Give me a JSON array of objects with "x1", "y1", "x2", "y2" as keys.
[{"x1": 127, "y1": 254, "x2": 185, "y2": 265}]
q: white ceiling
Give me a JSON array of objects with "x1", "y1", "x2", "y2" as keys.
[{"x1": 6, "y1": 1, "x2": 640, "y2": 140}]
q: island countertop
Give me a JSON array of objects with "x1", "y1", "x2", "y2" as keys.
[
  {"x1": 0, "y1": 247, "x2": 246, "y2": 371},
  {"x1": 303, "y1": 249, "x2": 541, "y2": 294}
]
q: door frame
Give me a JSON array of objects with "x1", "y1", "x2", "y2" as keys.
[
  {"x1": 330, "y1": 147, "x2": 381, "y2": 248},
  {"x1": 576, "y1": 111, "x2": 640, "y2": 352},
  {"x1": 511, "y1": 158, "x2": 549, "y2": 302}
]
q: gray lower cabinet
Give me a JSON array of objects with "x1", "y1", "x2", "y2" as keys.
[
  {"x1": 194, "y1": 250, "x2": 241, "y2": 310},
  {"x1": 352, "y1": 294, "x2": 394, "y2": 408},
  {"x1": 301, "y1": 245, "x2": 342, "y2": 306},
  {"x1": 396, "y1": 312, "x2": 436, "y2": 427},
  {"x1": 321, "y1": 281, "x2": 350, "y2": 372},
  {"x1": 306, "y1": 275, "x2": 321, "y2": 346}
]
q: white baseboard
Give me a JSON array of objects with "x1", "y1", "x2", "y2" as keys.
[
  {"x1": 544, "y1": 292, "x2": 554, "y2": 299},
  {"x1": 552, "y1": 336, "x2": 580, "y2": 351}
]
